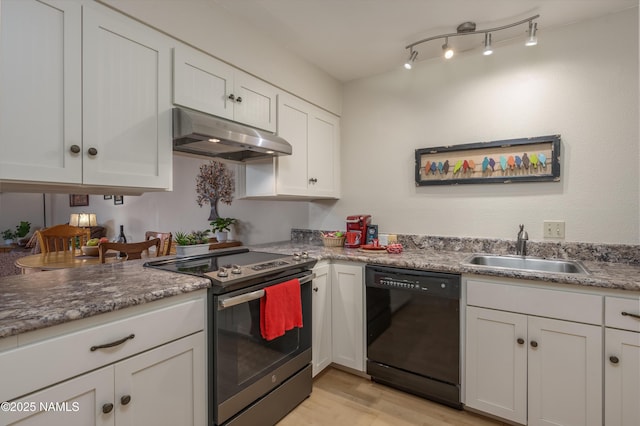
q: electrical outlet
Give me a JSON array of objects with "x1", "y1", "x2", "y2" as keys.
[{"x1": 543, "y1": 221, "x2": 565, "y2": 239}]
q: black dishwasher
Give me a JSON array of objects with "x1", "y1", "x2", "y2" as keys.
[{"x1": 365, "y1": 264, "x2": 461, "y2": 408}]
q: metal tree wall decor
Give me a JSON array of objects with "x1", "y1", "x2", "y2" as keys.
[{"x1": 196, "y1": 160, "x2": 235, "y2": 221}]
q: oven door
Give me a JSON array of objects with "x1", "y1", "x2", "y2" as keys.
[{"x1": 211, "y1": 271, "x2": 313, "y2": 425}]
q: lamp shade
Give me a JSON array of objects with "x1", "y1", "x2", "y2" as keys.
[{"x1": 69, "y1": 213, "x2": 97, "y2": 227}]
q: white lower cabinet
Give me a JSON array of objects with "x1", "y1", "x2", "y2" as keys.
[
  {"x1": 3, "y1": 333, "x2": 205, "y2": 426},
  {"x1": 310, "y1": 261, "x2": 365, "y2": 375},
  {"x1": 311, "y1": 262, "x2": 332, "y2": 377},
  {"x1": 604, "y1": 296, "x2": 640, "y2": 426},
  {"x1": 465, "y1": 278, "x2": 603, "y2": 426},
  {"x1": 331, "y1": 262, "x2": 365, "y2": 372},
  {"x1": 0, "y1": 293, "x2": 207, "y2": 426}
]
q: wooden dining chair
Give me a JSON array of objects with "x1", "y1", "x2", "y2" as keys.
[
  {"x1": 98, "y1": 239, "x2": 161, "y2": 263},
  {"x1": 144, "y1": 231, "x2": 172, "y2": 256},
  {"x1": 36, "y1": 224, "x2": 91, "y2": 254}
]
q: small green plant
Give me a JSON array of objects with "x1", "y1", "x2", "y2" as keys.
[
  {"x1": 2, "y1": 229, "x2": 15, "y2": 240},
  {"x1": 174, "y1": 230, "x2": 211, "y2": 246},
  {"x1": 210, "y1": 217, "x2": 236, "y2": 233},
  {"x1": 15, "y1": 221, "x2": 31, "y2": 238}
]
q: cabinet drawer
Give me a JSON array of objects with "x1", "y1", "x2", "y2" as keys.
[
  {"x1": 605, "y1": 296, "x2": 640, "y2": 332},
  {"x1": 467, "y1": 279, "x2": 602, "y2": 325},
  {"x1": 0, "y1": 297, "x2": 205, "y2": 402}
]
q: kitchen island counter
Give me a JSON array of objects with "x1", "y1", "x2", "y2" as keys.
[{"x1": 0, "y1": 258, "x2": 210, "y2": 339}]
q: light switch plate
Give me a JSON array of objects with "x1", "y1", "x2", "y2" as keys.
[{"x1": 543, "y1": 221, "x2": 565, "y2": 239}]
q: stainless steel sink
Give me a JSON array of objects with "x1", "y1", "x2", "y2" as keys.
[{"x1": 462, "y1": 254, "x2": 589, "y2": 275}]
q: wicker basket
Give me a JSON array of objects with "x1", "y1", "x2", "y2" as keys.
[{"x1": 322, "y1": 236, "x2": 345, "y2": 247}]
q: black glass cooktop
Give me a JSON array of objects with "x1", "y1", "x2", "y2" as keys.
[{"x1": 144, "y1": 248, "x2": 315, "y2": 292}]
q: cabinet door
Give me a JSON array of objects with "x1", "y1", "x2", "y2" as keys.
[
  {"x1": 1, "y1": 367, "x2": 114, "y2": 426},
  {"x1": 331, "y1": 263, "x2": 364, "y2": 371},
  {"x1": 233, "y1": 72, "x2": 277, "y2": 132},
  {"x1": 82, "y1": 5, "x2": 172, "y2": 189},
  {"x1": 0, "y1": 0, "x2": 82, "y2": 183},
  {"x1": 528, "y1": 317, "x2": 602, "y2": 426},
  {"x1": 605, "y1": 328, "x2": 640, "y2": 426},
  {"x1": 173, "y1": 47, "x2": 234, "y2": 121},
  {"x1": 114, "y1": 332, "x2": 206, "y2": 426},
  {"x1": 276, "y1": 94, "x2": 310, "y2": 196},
  {"x1": 465, "y1": 306, "x2": 527, "y2": 425},
  {"x1": 312, "y1": 263, "x2": 332, "y2": 376},
  {"x1": 307, "y1": 109, "x2": 339, "y2": 198}
]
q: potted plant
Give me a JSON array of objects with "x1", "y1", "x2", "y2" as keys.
[
  {"x1": 15, "y1": 221, "x2": 31, "y2": 246},
  {"x1": 210, "y1": 218, "x2": 236, "y2": 242},
  {"x1": 173, "y1": 230, "x2": 211, "y2": 257},
  {"x1": 2, "y1": 229, "x2": 15, "y2": 245}
]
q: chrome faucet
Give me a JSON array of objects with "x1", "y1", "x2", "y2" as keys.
[{"x1": 516, "y1": 224, "x2": 528, "y2": 256}]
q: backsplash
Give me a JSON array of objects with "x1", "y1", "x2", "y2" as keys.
[{"x1": 290, "y1": 229, "x2": 640, "y2": 265}]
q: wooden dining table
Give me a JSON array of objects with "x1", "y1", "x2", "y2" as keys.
[{"x1": 15, "y1": 251, "x2": 146, "y2": 272}]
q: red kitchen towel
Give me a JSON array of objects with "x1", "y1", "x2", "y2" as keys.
[{"x1": 260, "y1": 278, "x2": 303, "y2": 341}]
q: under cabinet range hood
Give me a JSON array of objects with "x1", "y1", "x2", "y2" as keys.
[{"x1": 172, "y1": 107, "x2": 292, "y2": 161}]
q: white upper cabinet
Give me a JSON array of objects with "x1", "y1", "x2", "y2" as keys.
[
  {"x1": 82, "y1": 5, "x2": 172, "y2": 189},
  {"x1": 173, "y1": 46, "x2": 277, "y2": 132},
  {"x1": 0, "y1": 0, "x2": 82, "y2": 184},
  {"x1": 242, "y1": 93, "x2": 340, "y2": 199},
  {"x1": 0, "y1": 0, "x2": 172, "y2": 192}
]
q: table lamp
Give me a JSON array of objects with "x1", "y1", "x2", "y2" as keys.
[{"x1": 69, "y1": 213, "x2": 97, "y2": 227}]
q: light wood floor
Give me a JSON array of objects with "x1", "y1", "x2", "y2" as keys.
[{"x1": 278, "y1": 367, "x2": 508, "y2": 426}]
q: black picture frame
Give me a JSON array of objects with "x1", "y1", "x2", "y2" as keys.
[
  {"x1": 415, "y1": 135, "x2": 561, "y2": 186},
  {"x1": 103, "y1": 195, "x2": 112, "y2": 200},
  {"x1": 69, "y1": 194, "x2": 89, "y2": 207},
  {"x1": 114, "y1": 195, "x2": 124, "y2": 205}
]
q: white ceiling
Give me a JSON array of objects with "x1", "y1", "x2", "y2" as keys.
[{"x1": 211, "y1": 0, "x2": 638, "y2": 82}]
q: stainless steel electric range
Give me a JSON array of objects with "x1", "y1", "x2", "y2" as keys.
[{"x1": 145, "y1": 248, "x2": 316, "y2": 426}]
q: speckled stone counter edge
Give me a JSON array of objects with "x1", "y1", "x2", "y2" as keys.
[{"x1": 291, "y1": 229, "x2": 640, "y2": 265}]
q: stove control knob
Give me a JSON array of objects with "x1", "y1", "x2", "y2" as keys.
[
  {"x1": 217, "y1": 267, "x2": 228, "y2": 278},
  {"x1": 301, "y1": 251, "x2": 309, "y2": 259},
  {"x1": 231, "y1": 265, "x2": 242, "y2": 275},
  {"x1": 293, "y1": 253, "x2": 301, "y2": 261}
]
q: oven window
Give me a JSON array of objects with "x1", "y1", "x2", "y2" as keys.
[{"x1": 214, "y1": 285, "x2": 311, "y2": 403}]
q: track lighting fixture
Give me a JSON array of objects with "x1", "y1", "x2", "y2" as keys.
[
  {"x1": 526, "y1": 21, "x2": 538, "y2": 46},
  {"x1": 403, "y1": 14, "x2": 539, "y2": 68},
  {"x1": 442, "y1": 37, "x2": 454, "y2": 59},
  {"x1": 483, "y1": 33, "x2": 493, "y2": 56},
  {"x1": 404, "y1": 49, "x2": 418, "y2": 69}
]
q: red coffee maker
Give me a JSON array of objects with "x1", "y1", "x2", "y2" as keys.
[{"x1": 345, "y1": 215, "x2": 371, "y2": 248}]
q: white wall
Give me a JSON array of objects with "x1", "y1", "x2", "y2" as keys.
[
  {"x1": 98, "y1": 0, "x2": 342, "y2": 115},
  {"x1": 38, "y1": 155, "x2": 308, "y2": 244},
  {"x1": 310, "y1": 9, "x2": 640, "y2": 244}
]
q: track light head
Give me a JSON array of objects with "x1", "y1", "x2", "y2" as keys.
[
  {"x1": 526, "y1": 21, "x2": 538, "y2": 46},
  {"x1": 442, "y1": 38, "x2": 454, "y2": 59},
  {"x1": 483, "y1": 33, "x2": 493, "y2": 56},
  {"x1": 404, "y1": 49, "x2": 418, "y2": 69}
]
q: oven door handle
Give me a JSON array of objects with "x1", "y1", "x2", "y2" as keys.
[{"x1": 218, "y1": 273, "x2": 316, "y2": 310}]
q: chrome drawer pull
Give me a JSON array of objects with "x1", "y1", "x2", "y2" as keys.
[
  {"x1": 621, "y1": 311, "x2": 640, "y2": 320},
  {"x1": 90, "y1": 334, "x2": 135, "y2": 351}
]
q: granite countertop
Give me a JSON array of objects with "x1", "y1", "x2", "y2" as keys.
[
  {"x1": 0, "y1": 259, "x2": 210, "y2": 339},
  {"x1": 1, "y1": 241, "x2": 638, "y2": 340},
  {"x1": 252, "y1": 242, "x2": 640, "y2": 292}
]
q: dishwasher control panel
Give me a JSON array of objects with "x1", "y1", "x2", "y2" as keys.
[{"x1": 366, "y1": 265, "x2": 460, "y2": 298}]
